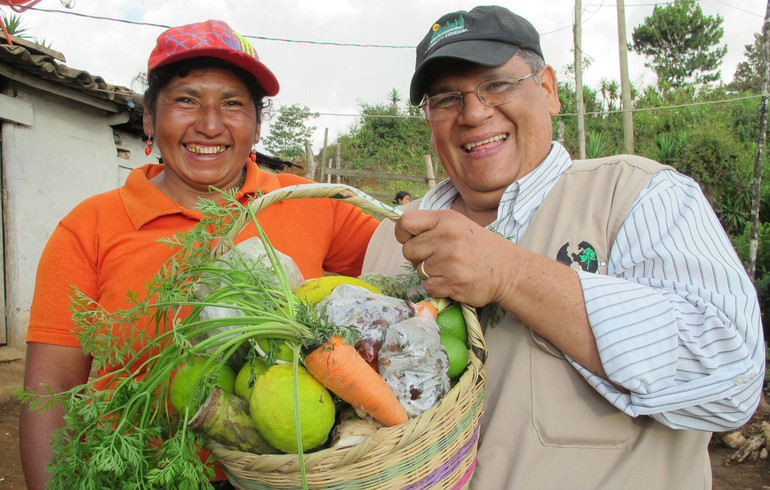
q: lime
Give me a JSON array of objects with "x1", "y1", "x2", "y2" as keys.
[
  {"x1": 293, "y1": 276, "x2": 383, "y2": 305},
  {"x1": 441, "y1": 333, "x2": 469, "y2": 380},
  {"x1": 437, "y1": 304, "x2": 467, "y2": 344},
  {"x1": 234, "y1": 358, "x2": 268, "y2": 400},
  {"x1": 257, "y1": 338, "x2": 295, "y2": 363},
  {"x1": 170, "y1": 357, "x2": 236, "y2": 415},
  {"x1": 250, "y1": 364, "x2": 336, "y2": 453}
]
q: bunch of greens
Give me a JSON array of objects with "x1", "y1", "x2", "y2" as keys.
[{"x1": 17, "y1": 193, "x2": 344, "y2": 489}]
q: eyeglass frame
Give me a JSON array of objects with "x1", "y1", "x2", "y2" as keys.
[{"x1": 419, "y1": 72, "x2": 538, "y2": 121}]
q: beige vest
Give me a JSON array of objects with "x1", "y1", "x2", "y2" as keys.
[{"x1": 362, "y1": 155, "x2": 712, "y2": 489}]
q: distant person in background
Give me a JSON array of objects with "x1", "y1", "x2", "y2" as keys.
[{"x1": 392, "y1": 191, "x2": 411, "y2": 208}]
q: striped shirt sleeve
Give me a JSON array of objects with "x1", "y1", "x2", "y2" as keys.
[{"x1": 573, "y1": 170, "x2": 765, "y2": 431}]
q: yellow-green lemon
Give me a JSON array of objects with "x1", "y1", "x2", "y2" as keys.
[
  {"x1": 292, "y1": 276, "x2": 383, "y2": 305},
  {"x1": 234, "y1": 358, "x2": 268, "y2": 400},
  {"x1": 256, "y1": 338, "x2": 295, "y2": 363},
  {"x1": 170, "y1": 357, "x2": 236, "y2": 415},
  {"x1": 249, "y1": 364, "x2": 336, "y2": 453}
]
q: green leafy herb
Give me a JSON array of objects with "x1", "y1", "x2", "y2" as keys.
[{"x1": 17, "y1": 192, "x2": 345, "y2": 489}]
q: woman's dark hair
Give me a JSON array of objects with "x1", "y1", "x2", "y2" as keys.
[
  {"x1": 142, "y1": 57, "x2": 271, "y2": 122},
  {"x1": 393, "y1": 191, "x2": 411, "y2": 204}
]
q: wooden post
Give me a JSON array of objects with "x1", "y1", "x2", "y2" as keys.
[
  {"x1": 424, "y1": 154, "x2": 436, "y2": 188},
  {"x1": 319, "y1": 128, "x2": 329, "y2": 183},
  {"x1": 748, "y1": 0, "x2": 770, "y2": 280},
  {"x1": 304, "y1": 141, "x2": 315, "y2": 181},
  {"x1": 617, "y1": 0, "x2": 635, "y2": 153},
  {"x1": 335, "y1": 145, "x2": 341, "y2": 184},
  {"x1": 574, "y1": 0, "x2": 586, "y2": 159},
  {"x1": 326, "y1": 159, "x2": 333, "y2": 183}
]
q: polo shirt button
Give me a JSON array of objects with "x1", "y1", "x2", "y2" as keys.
[{"x1": 734, "y1": 375, "x2": 746, "y2": 385}]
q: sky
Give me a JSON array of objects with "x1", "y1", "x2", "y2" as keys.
[{"x1": 15, "y1": 0, "x2": 770, "y2": 151}]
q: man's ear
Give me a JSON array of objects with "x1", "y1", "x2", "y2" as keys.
[{"x1": 539, "y1": 65, "x2": 561, "y2": 116}]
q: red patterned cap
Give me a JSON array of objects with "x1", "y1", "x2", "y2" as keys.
[{"x1": 148, "y1": 20, "x2": 279, "y2": 96}]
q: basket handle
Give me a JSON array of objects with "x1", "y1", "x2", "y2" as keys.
[{"x1": 225, "y1": 183, "x2": 403, "y2": 245}]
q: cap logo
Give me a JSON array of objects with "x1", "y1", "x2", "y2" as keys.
[{"x1": 428, "y1": 14, "x2": 467, "y2": 50}]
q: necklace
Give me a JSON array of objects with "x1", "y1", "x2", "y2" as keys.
[{"x1": 234, "y1": 167, "x2": 246, "y2": 192}]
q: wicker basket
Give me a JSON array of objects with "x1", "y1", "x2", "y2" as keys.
[{"x1": 209, "y1": 183, "x2": 487, "y2": 489}]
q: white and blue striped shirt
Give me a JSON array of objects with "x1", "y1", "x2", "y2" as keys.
[{"x1": 420, "y1": 142, "x2": 765, "y2": 431}]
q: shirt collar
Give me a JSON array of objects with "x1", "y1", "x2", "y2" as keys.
[{"x1": 120, "y1": 161, "x2": 280, "y2": 229}]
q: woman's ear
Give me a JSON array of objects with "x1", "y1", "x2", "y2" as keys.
[
  {"x1": 254, "y1": 123, "x2": 261, "y2": 145},
  {"x1": 142, "y1": 111, "x2": 154, "y2": 138}
]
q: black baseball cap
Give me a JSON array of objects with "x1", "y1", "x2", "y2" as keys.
[{"x1": 410, "y1": 6, "x2": 543, "y2": 105}]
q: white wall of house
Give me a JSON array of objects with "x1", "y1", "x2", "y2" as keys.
[{"x1": 1, "y1": 83, "x2": 149, "y2": 354}]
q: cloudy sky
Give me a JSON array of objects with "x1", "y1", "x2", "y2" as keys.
[{"x1": 17, "y1": 0, "x2": 769, "y2": 150}]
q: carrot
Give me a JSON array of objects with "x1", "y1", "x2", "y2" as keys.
[
  {"x1": 414, "y1": 300, "x2": 438, "y2": 320},
  {"x1": 304, "y1": 335, "x2": 408, "y2": 427}
]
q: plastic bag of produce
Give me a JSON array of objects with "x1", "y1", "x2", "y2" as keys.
[
  {"x1": 318, "y1": 284, "x2": 415, "y2": 363},
  {"x1": 378, "y1": 316, "x2": 450, "y2": 418}
]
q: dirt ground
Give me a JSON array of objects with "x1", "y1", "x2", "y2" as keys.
[{"x1": 0, "y1": 356, "x2": 768, "y2": 489}]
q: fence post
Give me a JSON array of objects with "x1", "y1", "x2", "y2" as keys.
[
  {"x1": 319, "y1": 128, "x2": 329, "y2": 183},
  {"x1": 424, "y1": 154, "x2": 436, "y2": 188},
  {"x1": 304, "y1": 142, "x2": 315, "y2": 180},
  {"x1": 335, "y1": 145, "x2": 341, "y2": 184}
]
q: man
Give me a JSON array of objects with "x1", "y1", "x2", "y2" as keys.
[{"x1": 362, "y1": 5, "x2": 765, "y2": 488}]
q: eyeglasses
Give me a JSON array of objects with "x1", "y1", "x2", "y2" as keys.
[{"x1": 420, "y1": 73, "x2": 537, "y2": 121}]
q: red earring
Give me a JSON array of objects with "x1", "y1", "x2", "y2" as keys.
[
  {"x1": 249, "y1": 149, "x2": 257, "y2": 162},
  {"x1": 145, "y1": 135, "x2": 153, "y2": 156}
]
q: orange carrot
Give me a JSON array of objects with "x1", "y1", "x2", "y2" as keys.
[
  {"x1": 304, "y1": 335, "x2": 408, "y2": 427},
  {"x1": 414, "y1": 300, "x2": 438, "y2": 320}
]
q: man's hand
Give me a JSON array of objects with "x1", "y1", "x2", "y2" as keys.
[{"x1": 395, "y1": 209, "x2": 518, "y2": 308}]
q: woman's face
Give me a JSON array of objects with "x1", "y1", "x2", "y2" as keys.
[{"x1": 143, "y1": 66, "x2": 259, "y2": 193}]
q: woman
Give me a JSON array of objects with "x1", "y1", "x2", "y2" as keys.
[
  {"x1": 19, "y1": 20, "x2": 378, "y2": 489},
  {"x1": 393, "y1": 191, "x2": 411, "y2": 208}
]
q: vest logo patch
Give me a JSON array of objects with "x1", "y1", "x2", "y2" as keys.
[{"x1": 556, "y1": 241, "x2": 599, "y2": 272}]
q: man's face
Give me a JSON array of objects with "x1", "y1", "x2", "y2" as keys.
[{"x1": 425, "y1": 55, "x2": 561, "y2": 213}]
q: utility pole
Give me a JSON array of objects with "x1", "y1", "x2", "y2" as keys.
[
  {"x1": 574, "y1": 0, "x2": 586, "y2": 159},
  {"x1": 749, "y1": 0, "x2": 770, "y2": 280},
  {"x1": 617, "y1": 0, "x2": 634, "y2": 153}
]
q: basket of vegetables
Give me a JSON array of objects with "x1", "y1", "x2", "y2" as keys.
[{"x1": 22, "y1": 183, "x2": 486, "y2": 490}]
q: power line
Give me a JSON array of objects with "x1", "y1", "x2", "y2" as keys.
[
  {"x1": 23, "y1": 6, "x2": 416, "y2": 48},
  {"x1": 289, "y1": 93, "x2": 766, "y2": 119}
]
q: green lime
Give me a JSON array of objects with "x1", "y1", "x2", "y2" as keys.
[
  {"x1": 170, "y1": 357, "x2": 236, "y2": 415},
  {"x1": 257, "y1": 338, "x2": 295, "y2": 362},
  {"x1": 441, "y1": 333, "x2": 469, "y2": 380},
  {"x1": 437, "y1": 304, "x2": 467, "y2": 344},
  {"x1": 249, "y1": 364, "x2": 336, "y2": 453},
  {"x1": 234, "y1": 358, "x2": 268, "y2": 400}
]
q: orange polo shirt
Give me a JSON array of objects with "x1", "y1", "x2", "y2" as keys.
[{"x1": 27, "y1": 160, "x2": 378, "y2": 350}]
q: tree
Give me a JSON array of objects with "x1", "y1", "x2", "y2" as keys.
[
  {"x1": 631, "y1": 0, "x2": 726, "y2": 90},
  {"x1": 730, "y1": 33, "x2": 765, "y2": 94},
  {"x1": 262, "y1": 104, "x2": 318, "y2": 159},
  {"x1": 334, "y1": 89, "x2": 435, "y2": 194}
]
